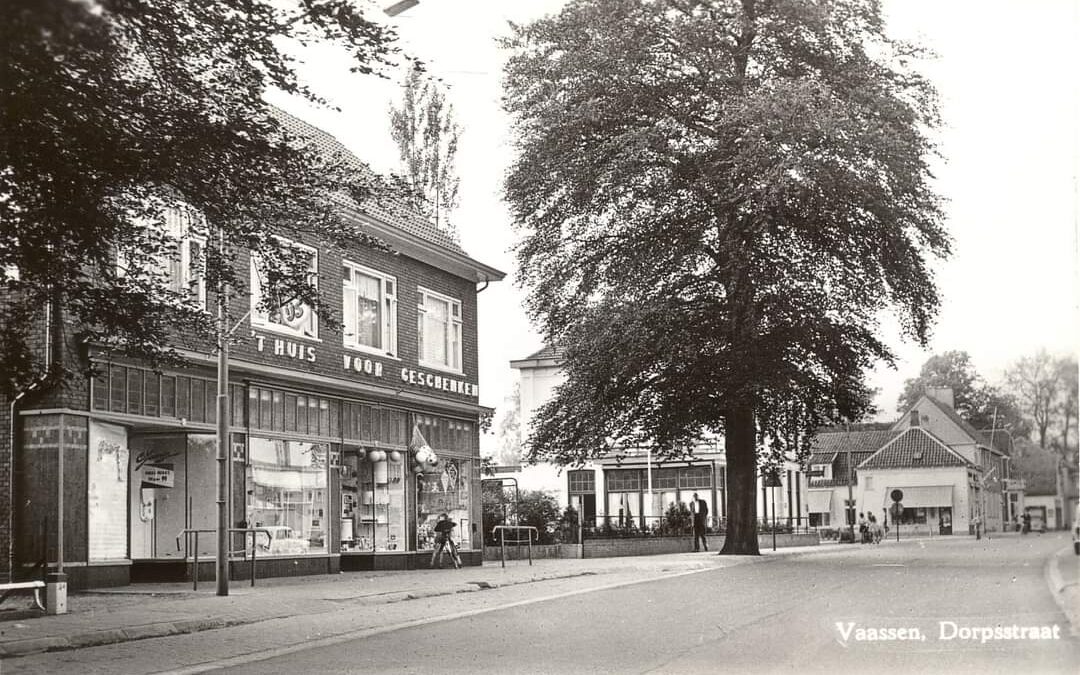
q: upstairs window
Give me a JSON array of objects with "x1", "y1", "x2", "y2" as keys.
[
  {"x1": 343, "y1": 262, "x2": 397, "y2": 357},
  {"x1": 417, "y1": 288, "x2": 462, "y2": 372},
  {"x1": 250, "y1": 240, "x2": 318, "y2": 339},
  {"x1": 119, "y1": 205, "x2": 207, "y2": 309},
  {"x1": 162, "y1": 207, "x2": 206, "y2": 308}
]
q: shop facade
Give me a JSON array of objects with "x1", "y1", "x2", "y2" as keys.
[{"x1": 5, "y1": 115, "x2": 503, "y2": 588}]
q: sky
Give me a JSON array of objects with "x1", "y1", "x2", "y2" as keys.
[{"x1": 268, "y1": 0, "x2": 1079, "y2": 449}]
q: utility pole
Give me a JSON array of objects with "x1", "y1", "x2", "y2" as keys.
[
  {"x1": 845, "y1": 423, "x2": 855, "y2": 543},
  {"x1": 215, "y1": 228, "x2": 231, "y2": 596}
]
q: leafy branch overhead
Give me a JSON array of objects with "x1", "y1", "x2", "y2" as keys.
[
  {"x1": 1, "y1": 0, "x2": 405, "y2": 395},
  {"x1": 501, "y1": 0, "x2": 948, "y2": 553}
]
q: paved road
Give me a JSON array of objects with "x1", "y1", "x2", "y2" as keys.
[
  {"x1": 5, "y1": 533, "x2": 1075, "y2": 674},
  {"x1": 216, "y1": 533, "x2": 1076, "y2": 675}
]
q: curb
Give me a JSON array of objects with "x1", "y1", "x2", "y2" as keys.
[{"x1": 1044, "y1": 545, "x2": 1080, "y2": 638}]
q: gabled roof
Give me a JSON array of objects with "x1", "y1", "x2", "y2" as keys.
[
  {"x1": 271, "y1": 108, "x2": 504, "y2": 283},
  {"x1": 806, "y1": 430, "x2": 899, "y2": 487},
  {"x1": 858, "y1": 427, "x2": 973, "y2": 471},
  {"x1": 510, "y1": 344, "x2": 567, "y2": 369},
  {"x1": 919, "y1": 393, "x2": 995, "y2": 450}
]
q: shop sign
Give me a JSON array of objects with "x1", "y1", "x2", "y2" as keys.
[
  {"x1": 252, "y1": 333, "x2": 316, "y2": 362},
  {"x1": 142, "y1": 463, "x2": 175, "y2": 488},
  {"x1": 400, "y1": 368, "x2": 478, "y2": 397},
  {"x1": 342, "y1": 353, "x2": 384, "y2": 378}
]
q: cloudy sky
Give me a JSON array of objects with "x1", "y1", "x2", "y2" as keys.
[{"x1": 269, "y1": 0, "x2": 1078, "y2": 449}]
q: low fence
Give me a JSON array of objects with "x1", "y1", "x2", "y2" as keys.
[
  {"x1": 580, "y1": 516, "x2": 815, "y2": 540},
  {"x1": 482, "y1": 532, "x2": 819, "y2": 561}
]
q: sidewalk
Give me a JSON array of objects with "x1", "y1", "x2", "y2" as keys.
[{"x1": 0, "y1": 549, "x2": 787, "y2": 659}]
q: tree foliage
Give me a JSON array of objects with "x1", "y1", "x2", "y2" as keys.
[
  {"x1": 501, "y1": 0, "x2": 948, "y2": 554},
  {"x1": 1, "y1": 0, "x2": 401, "y2": 396},
  {"x1": 388, "y1": 67, "x2": 461, "y2": 238},
  {"x1": 1005, "y1": 350, "x2": 1077, "y2": 453},
  {"x1": 896, "y1": 350, "x2": 1028, "y2": 436}
]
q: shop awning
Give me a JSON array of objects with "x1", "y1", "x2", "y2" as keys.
[
  {"x1": 884, "y1": 485, "x2": 953, "y2": 508},
  {"x1": 807, "y1": 490, "x2": 833, "y2": 513}
]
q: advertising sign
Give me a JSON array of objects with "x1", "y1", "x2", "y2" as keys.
[{"x1": 141, "y1": 463, "x2": 175, "y2": 488}]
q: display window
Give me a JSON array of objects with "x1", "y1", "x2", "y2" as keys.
[
  {"x1": 340, "y1": 449, "x2": 407, "y2": 552},
  {"x1": 246, "y1": 438, "x2": 329, "y2": 555},
  {"x1": 416, "y1": 457, "x2": 471, "y2": 551}
]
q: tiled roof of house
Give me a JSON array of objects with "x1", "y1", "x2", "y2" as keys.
[
  {"x1": 806, "y1": 430, "x2": 897, "y2": 487},
  {"x1": 858, "y1": 427, "x2": 972, "y2": 471},
  {"x1": 521, "y1": 345, "x2": 566, "y2": 361},
  {"x1": 270, "y1": 108, "x2": 465, "y2": 255}
]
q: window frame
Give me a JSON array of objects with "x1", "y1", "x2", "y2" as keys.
[
  {"x1": 250, "y1": 239, "x2": 320, "y2": 341},
  {"x1": 417, "y1": 287, "x2": 463, "y2": 374},
  {"x1": 119, "y1": 205, "x2": 208, "y2": 310},
  {"x1": 342, "y1": 260, "x2": 398, "y2": 358}
]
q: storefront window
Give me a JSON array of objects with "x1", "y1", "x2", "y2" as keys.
[
  {"x1": 88, "y1": 421, "x2": 129, "y2": 561},
  {"x1": 340, "y1": 450, "x2": 406, "y2": 552},
  {"x1": 416, "y1": 457, "x2": 471, "y2": 551},
  {"x1": 246, "y1": 438, "x2": 329, "y2": 555}
]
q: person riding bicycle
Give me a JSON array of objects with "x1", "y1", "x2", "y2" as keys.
[{"x1": 430, "y1": 513, "x2": 462, "y2": 569}]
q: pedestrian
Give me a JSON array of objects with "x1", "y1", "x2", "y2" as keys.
[
  {"x1": 858, "y1": 512, "x2": 869, "y2": 544},
  {"x1": 1021, "y1": 512, "x2": 1031, "y2": 535},
  {"x1": 430, "y1": 513, "x2": 462, "y2": 569},
  {"x1": 691, "y1": 492, "x2": 709, "y2": 552}
]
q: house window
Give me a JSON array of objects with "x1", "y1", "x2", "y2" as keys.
[
  {"x1": 162, "y1": 207, "x2": 207, "y2": 308},
  {"x1": 250, "y1": 241, "x2": 318, "y2": 339},
  {"x1": 343, "y1": 262, "x2": 397, "y2": 357},
  {"x1": 417, "y1": 288, "x2": 462, "y2": 372},
  {"x1": 864, "y1": 476, "x2": 873, "y2": 490}
]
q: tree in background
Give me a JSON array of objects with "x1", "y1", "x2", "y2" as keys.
[
  {"x1": 1, "y1": 0, "x2": 400, "y2": 396},
  {"x1": 1005, "y1": 349, "x2": 1070, "y2": 451},
  {"x1": 513, "y1": 490, "x2": 563, "y2": 545},
  {"x1": 492, "y1": 383, "x2": 523, "y2": 466},
  {"x1": 896, "y1": 351, "x2": 1028, "y2": 437},
  {"x1": 388, "y1": 67, "x2": 462, "y2": 238},
  {"x1": 502, "y1": 0, "x2": 948, "y2": 554}
]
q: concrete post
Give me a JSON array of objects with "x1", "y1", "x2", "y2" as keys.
[{"x1": 45, "y1": 571, "x2": 67, "y2": 615}]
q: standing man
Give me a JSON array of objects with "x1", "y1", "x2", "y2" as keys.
[{"x1": 691, "y1": 492, "x2": 709, "y2": 552}]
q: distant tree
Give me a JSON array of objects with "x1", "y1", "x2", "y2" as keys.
[
  {"x1": 897, "y1": 351, "x2": 987, "y2": 419},
  {"x1": 1053, "y1": 355, "x2": 1078, "y2": 453},
  {"x1": 896, "y1": 351, "x2": 1028, "y2": 437},
  {"x1": 502, "y1": 0, "x2": 948, "y2": 554},
  {"x1": 1005, "y1": 350, "x2": 1065, "y2": 450},
  {"x1": 388, "y1": 67, "x2": 462, "y2": 237},
  {"x1": 1, "y1": 0, "x2": 400, "y2": 397},
  {"x1": 493, "y1": 383, "x2": 523, "y2": 466}
]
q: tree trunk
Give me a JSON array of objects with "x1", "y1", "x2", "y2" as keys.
[{"x1": 719, "y1": 407, "x2": 760, "y2": 555}]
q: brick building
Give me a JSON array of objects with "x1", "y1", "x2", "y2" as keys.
[{"x1": 1, "y1": 112, "x2": 503, "y2": 588}]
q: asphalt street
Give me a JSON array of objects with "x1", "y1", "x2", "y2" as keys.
[
  {"x1": 214, "y1": 532, "x2": 1076, "y2": 675},
  {"x1": 5, "y1": 532, "x2": 1075, "y2": 675}
]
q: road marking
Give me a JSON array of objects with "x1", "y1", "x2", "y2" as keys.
[
  {"x1": 871, "y1": 563, "x2": 905, "y2": 567},
  {"x1": 157, "y1": 567, "x2": 716, "y2": 675}
]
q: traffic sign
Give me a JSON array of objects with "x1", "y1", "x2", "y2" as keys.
[
  {"x1": 889, "y1": 501, "x2": 904, "y2": 519},
  {"x1": 890, "y1": 489, "x2": 904, "y2": 503}
]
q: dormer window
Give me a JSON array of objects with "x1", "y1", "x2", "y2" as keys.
[{"x1": 910, "y1": 409, "x2": 920, "y2": 427}]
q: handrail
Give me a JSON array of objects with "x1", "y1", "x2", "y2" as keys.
[
  {"x1": 491, "y1": 525, "x2": 539, "y2": 568},
  {"x1": 176, "y1": 528, "x2": 274, "y2": 590}
]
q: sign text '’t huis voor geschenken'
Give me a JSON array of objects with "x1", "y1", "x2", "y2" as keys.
[{"x1": 252, "y1": 333, "x2": 478, "y2": 398}]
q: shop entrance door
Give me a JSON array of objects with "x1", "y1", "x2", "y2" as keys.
[{"x1": 939, "y1": 507, "x2": 953, "y2": 535}]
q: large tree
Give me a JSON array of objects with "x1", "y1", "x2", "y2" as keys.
[
  {"x1": 1, "y1": 0, "x2": 401, "y2": 396},
  {"x1": 502, "y1": 0, "x2": 948, "y2": 554}
]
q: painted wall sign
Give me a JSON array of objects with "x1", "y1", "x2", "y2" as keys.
[
  {"x1": 342, "y1": 353, "x2": 384, "y2": 377},
  {"x1": 253, "y1": 333, "x2": 316, "y2": 362},
  {"x1": 400, "y1": 368, "x2": 478, "y2": 397}
]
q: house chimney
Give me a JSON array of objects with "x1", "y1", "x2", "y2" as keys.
[{"x1": 925, "y1": 386, "x2": 955, "y2": 409}]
